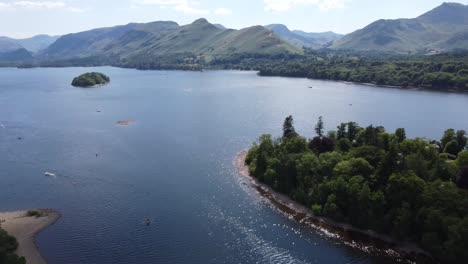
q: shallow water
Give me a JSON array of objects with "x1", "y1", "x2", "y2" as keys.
[{"x1": 1, "y1": 67, "x2": 467, "y2": 264}]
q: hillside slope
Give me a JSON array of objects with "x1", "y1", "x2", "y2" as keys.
[
  {"x1": 332, "y1": 2, "x2": 468, "y2": 52},
  {"x1": 40, "y1": 19, "x2": 300, "y2": 62},
  {"x1": 265, "y1": 24, "x2": 342, "y2": 48}
]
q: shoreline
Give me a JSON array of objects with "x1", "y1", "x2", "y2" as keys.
[
  {"x1": 234, "y1": 150, "x2": 435, "y2": 263},
  {"x1": 4, "y1": 65, "x2": 467, "y2": 94},
  {"x1": 0, "y1": 209, "x2": 60, "y2": 264}
]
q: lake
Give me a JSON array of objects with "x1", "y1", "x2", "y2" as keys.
[{"x1": 1, "y1": 67, "x2": 467, "y2": 264}]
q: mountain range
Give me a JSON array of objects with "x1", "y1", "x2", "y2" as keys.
[
  {"x1": 39, "y1": 18, "x2": 300, "y2": 62},
  {"x1": 332, "y1": 2, "x2": 468, "y2": 52},
  {"x1": 0, "y1": 35, "x2": 60, "y2": 53},
  {"x1": 0, "y1": 2, "x2": 467, "y2": 64}
]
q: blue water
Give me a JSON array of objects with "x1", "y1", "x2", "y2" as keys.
[{"x1": 1, "y1": 67, "x2": 467, "y2": 264}]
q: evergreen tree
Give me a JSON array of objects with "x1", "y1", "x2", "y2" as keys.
[
  {"x1": 283, "y1": 115, "x2": 298, "y2": 138},
  {"x1": 315, "y1": 116, "x2": 324, "y2": 138}
]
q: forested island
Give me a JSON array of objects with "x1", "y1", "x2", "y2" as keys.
[
  {"x1": 245, "y1": 116, "x2": 468, "y2": 263},
  {"x1": 71, "y1": 72, "x2": 110, "y2": 87}
]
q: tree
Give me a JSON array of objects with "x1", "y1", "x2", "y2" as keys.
[
  {"x1": 337, "y1": 123, "x2": 347, "y2": 139},
  {"x1": 457, "y1": 167, "x2": 468, "y2": 189},
  {"x1": 337, "y1": 138, "x2": 352, "y2": 152},
  {"x1": 441, "y1": 129, "x2": 456, "y2": 149},
  {"x1": 395, "y1": 128, "x2": 406, "y2": 143},
  {"x1": 456, "y1": 130, "x2": 467, "y2": 151},
  {"x1": 445, "y1": 140, "x2": 460, "y2": 156},
  {"x1": 386, "y1": 172, "x2": 425, "y2": 208},
  {"x1": 458, "y1": 151, "x2": 468, "y2": 167},
  {"x1": 283, "y1": 115, "x2": 298, "y2": 138},
  {"x1": 315, "y1": 116, "x2": 324, "y2": 138},
  {"x1": 346, "y1": 122, "x2": 360, "y2": 142},
  {"x1": 309, "y1": 137, "x2": 335, "y2": 154},
  {"x1": 333, "y1": 158, "x2": 374, "y2": 179}
]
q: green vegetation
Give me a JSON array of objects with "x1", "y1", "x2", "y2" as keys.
[
  {"x1": 0, "y1": 229, "x2": 26, "y2": 264},
  {"x1": 71, "y1": 72, "x2": 110, "y2": 87},
  {"x1": 257, "y1": 50, "x2": 468, "y2": 91},
  {"x1": 26, "y1": 210, "x2": 41, "y2": 218},
  {"x1": 246, "y1": 116, "x2": 468, "y2": 263}
]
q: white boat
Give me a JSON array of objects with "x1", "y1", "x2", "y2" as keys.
[{"x1": 44, "y1": 172, "x2": 56, "y2": 177}]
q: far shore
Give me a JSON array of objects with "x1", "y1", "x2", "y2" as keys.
[
  {"x1": 0, "y1": 209, "x2": 60, "y2": 264},
  {"x1": 234, "y1": 150, "x2": 435, "y2": 263}
]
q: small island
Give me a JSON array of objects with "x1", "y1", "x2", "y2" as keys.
[{"x1": 71, "y1": 72, "x2": 110, "y2": 87}]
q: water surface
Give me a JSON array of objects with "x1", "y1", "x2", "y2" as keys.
[{"x1": 1, "y1": 67, "x2": 467, "y2": 264}]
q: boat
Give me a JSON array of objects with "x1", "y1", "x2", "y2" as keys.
[{"x1": 44, "y1": 172, "x2": 56, "y2": 177}]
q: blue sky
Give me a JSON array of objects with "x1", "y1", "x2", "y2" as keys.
[{"x1": 1, "y1": 0, "x2": 467, "y2": 38}]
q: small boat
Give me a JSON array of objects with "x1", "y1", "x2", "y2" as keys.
[
  {"x1": 145, "y1": 219, "x2": 151, "y2": 225},
  {"x1": 44, "y1": 172, "x2": 56, "y2": 177},
  {"x1": 308, "y1": 86, "x2": 313, "y2": 89}
]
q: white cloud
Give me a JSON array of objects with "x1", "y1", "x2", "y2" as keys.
[
  {"x1": 14, "y1": 1, "x2": 66, "y2": 9},
  {"x1": 137, "y1": 0, "x2": 185, "y2": 5},
  {"x1": 0, "y1": 1, "x2": 83, "y2": 12},
  {"x1": 0, "y1": 2, "x2": 11, "y2": 9},
  {"x1": 174, "y1": 4, "x2": 208, "y2": 14},
  {"x1": 135, "y1": 0, "x2": 210, "y2": 15},
  {"x1": 264, "y1": 0, "x2": 348, "y2": 12},
  {"x1": 214, "y1": 7, "x2": 232, "y2": 16},
  {"x1": 67, "y1": 6, "x2": 84, "y2": 13}
]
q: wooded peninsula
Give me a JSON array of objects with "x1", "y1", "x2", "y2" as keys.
[{"x1": 246, "y1": 116, "x2": 468, "y2": 263}]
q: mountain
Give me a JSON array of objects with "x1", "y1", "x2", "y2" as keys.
[
  {"x1": 265, "y1": 24, "x2": 342, "y2": 48},
  {"x1": 332, "y1": 2, "x2": 468, "y2": 52},
  {"x1": 292, "y1": 30, "x2": 343, "y2": 43},
  {"x1": 0, "y1": 48, "x2": 33, "y2": 62},
  {"x1": 0, "y1": 35, "x2": 60, "y2": 52},
  {"x1": 214, "y1": 24, "x2": 226, "y2": 29},
  {"x1": 40, "y1": 19, "x2": 300, "y2": 62},
  {"x1": 0, "y1": 39, "x2": 23, "y2": 53}
]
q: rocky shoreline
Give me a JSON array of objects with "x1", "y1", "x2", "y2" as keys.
[{"x1": 234, "y1": 150, "x2": 435, "y2": 263}]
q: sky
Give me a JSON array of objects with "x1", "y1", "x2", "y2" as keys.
[{"x1": 1, "y1": 0, "x2": 468, "y2": 38}]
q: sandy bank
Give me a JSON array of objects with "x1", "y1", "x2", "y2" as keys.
[
  {"x1": 0, "y1": 209, "x2": 60, "y2": 264},
  {"x1": 234, "y1": 150, "x2": 435, "y2": 263}
]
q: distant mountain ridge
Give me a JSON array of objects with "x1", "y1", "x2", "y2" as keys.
[
  {"x1": 40, "y1": 18, "x2": 301, "y2": 62},
  {"x1": 265, "y1": 24, "x2": 342, "y2": 48},
  {"x1": 0, "y1": 35, "x2": 59, "y2": 52},
  {"x1": 332, "y1": 2, "x2": 468, "y2": 52},
  {"x1": 1, "y1": 2, "x2": 468, "y2": 65}
]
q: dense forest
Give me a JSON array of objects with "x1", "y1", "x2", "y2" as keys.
[
  {"x1": 246, "y1": 116, "x2": 468, "y2": 263},
  {"x1": 255, "y1": 50, "x2": 468, "y2": 91},
  {"x1": 0, "y1": 228, "x2": 25, "y2": 264}
]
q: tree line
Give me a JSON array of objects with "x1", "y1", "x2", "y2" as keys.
[
  {"x1": 11, "y1": 49, "x2": 468, "y2": 91},
  {"x1": 246, "y1": 116, "x2": 468, "y2": 263},
  {"x1": 257, "y1": 51, "x2": 468, "y2": 91}
]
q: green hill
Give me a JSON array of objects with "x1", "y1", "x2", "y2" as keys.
[
  {"x1": 332, "y1": 2, "x2": 468, "y2": 52},
  {"x1": 40, "y1": 18, "x2": 301, "y2": 63}
]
